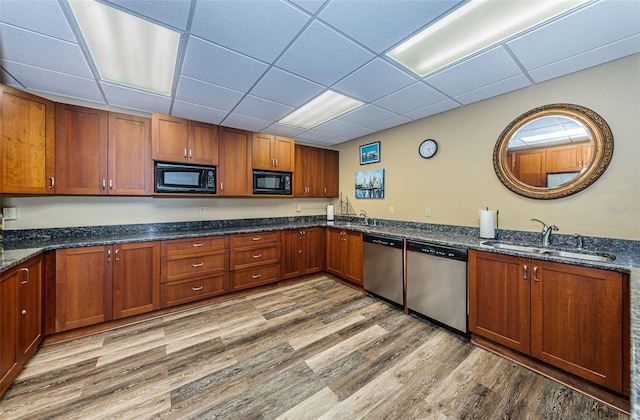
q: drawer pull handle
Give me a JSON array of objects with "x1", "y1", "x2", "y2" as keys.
[
  {"x1": 192, "y1": 243, "x2": 204, "y2": 247},
  {"x1": 252, "y1": 237, "x2": 261, "y2": 241},
  {"x1": 192, "y1": 262, "x2": 204, "y2": 268},
  {"x1": 252, "y1": 254, "x2": 262, "y2": 259},
  {"x1": 20, "y1": 268, "x2": 29, "y2": 284},
  {"x1": 191, "y1": 285, "x2": 204, "y2": 291},
  {"x1": 252, "y1": 273, "x2": 262, "y2": 279},
  {"x1": 533, "y1": 266, "x2": 539, "y2": 282},
  {"x1": 523, "y1": 264, "x2": 528, "y2": 280}
]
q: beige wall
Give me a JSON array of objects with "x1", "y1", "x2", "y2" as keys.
[{"x1": 336, "y1": 54, "x2": 640, "y2": 240}]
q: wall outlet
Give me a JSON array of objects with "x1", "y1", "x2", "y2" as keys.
[
  {"x1": 424, "y1": 207, "x2": 431, "y2": 217},
  {"x1": 200, "y1": 207, "x2": 206, "y2": 215},
  {"x1": 389, "y1": 206, "x2": 395, "y2": 215},
  {"x1": 296, "y1": 204, "x2": 302, "y2": 212},
  {"x1": 3, "y1": 207, "x2": 17, "y2": 220}
]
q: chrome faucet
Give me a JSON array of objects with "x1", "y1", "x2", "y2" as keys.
[
  {"x1": 531, "y1": 218, "x2": 559, "y2": 246},
  {"x1": 360, "y1": 210, "x2": 369, "y2": 226},
  {"x1": 573, "y1": 233, "x2": 583, "y2": 249}
]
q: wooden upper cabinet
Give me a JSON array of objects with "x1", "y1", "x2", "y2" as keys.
[
  {"x1": 294, "y1": 144, "x2": 323, "y2": 197},
  {"x1": 218, "y1": 127, "x2": 252, "y2": 196},
  {"x1": 1, "y1": 84, "x2": 55, "y2": 194},
  {"x1": 546, "y1": 142, "x2": 593, "y2": 173},
  {"x1": 56, "y1": 104, "x2": 151, "y2": 195},
  {"x1": 252, "y1": 133, "x2": 294, "y2": 172},
  {"x1": 152, "y1": 113, "x2": 219, "y2": 165},
  {"x1": 512, "y1": 149, "x2": 546, "y2": 187},
  {"x1": 108, "y1": 112, "x2": 152, "y2": 195},
  {"x1": 322, "y1": 149, "x2": 339, "y2": 197},
  {"x1": 55, "y1": 104, "x2": 108, "y2": 195}
]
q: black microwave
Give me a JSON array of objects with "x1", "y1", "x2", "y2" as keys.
[
  {"x1": 155, "y1": 162, "x2": 216, "y2": 194},
  {"x1": 253, "y1": 170, "x2": 292, "y2": 195}
]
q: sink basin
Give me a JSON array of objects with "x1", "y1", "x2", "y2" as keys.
[{"x1": 482, "y1": 241, "x2": 616, "y2": 262}]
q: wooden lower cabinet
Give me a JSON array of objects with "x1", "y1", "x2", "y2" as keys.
[
  {"x1": 229, "y1": 232, "x2": 281, "y2": 291},
  {"x1": 160, "y1": 236, "x2": 229, "y2": 308},
  {"x1": 469, "y1": 250, "x2": 629, "y2": 395},
  {"x1": 326, "y1": 228, "x2": 363, "y2": 285},
  {"x1": 281, "y1": 227, "x2": 325, "y2": 279},
  {"x1": 55, "y1": 243, "x2": 160, "y2": 332},
  {"x1": 1, "y1": 255, "x2": 43, "y2": 398}
]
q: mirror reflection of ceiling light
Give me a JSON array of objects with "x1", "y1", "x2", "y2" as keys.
[
  {"x1": 521, "y1": 127, "x2": 589, "y2": 144},
  {"x1": 387, "y1": 0, "x2": 590, "y2": 77},
  {"x1": 69, "y1": 0, "x2": 180, "y2": 95},
  {"x1": 279, "y1": 90, "x2": 364, "y2": 129}
]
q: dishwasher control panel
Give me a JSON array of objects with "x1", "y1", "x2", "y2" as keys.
[{"x1": 406, "y1": 242, "x2": 467, "y2": 261}]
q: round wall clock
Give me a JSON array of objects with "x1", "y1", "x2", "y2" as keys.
[{"x1": 419, "y1": 139, "x2": 438, "y2": 159}]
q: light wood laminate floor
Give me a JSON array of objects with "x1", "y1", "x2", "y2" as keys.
[{"x1": 0, "y1": 276, "x2": 628, "y2": 419}]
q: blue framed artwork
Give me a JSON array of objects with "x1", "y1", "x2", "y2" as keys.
[
  {"x1": 355, "y1": 169, "x2": 384, "y2": 199},
  {"x1": 359, "y1": 141, "x2": 380, "y2": 165}
]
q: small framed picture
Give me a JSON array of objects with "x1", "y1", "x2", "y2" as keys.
[{"x1": 359, "y1": 141, "x2": 380, "y2": 165}]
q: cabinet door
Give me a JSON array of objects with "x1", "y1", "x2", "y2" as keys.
[
  {"x1": 294, "y1": 145, "x2": 322, "y2": 197},
  {"x1": 281, "y1": 230, "x2": 303, "y2": 279},
  {"x1": 293, "y1": 145, "x2": 308, "y2": 196},
  {"x1": 531, "y1": 261, "x2": 625, "y2": 393},
  {"x1": 0, "y1": 269, "x2": 17, "y2": 396},
  {"x1": 55, "y1": 246, "x2": 113, "y2": 332},
  {"x1": 468, "y1": 250, "x2": 531, "y2": 354},
  {"x1": 55, "y1": 104, "x2": 108, "y2": 194},
  {"x1": 189, "y1": 120, "x2": 219, "y2": 165},
  {"x1": 108, "y1": 113, "x2": 152, "y2": 195},
  {"x1": 218, "y1": 127, "x2": 252, "y2": 196},
  {"x1": 113, "y1": 242, "x2": 160, "y2": 319},
  {"x1": 252, "y1": 133, "x2": 275, "y2": 170},
  {"x1": 513, "y1": 149, "x2": 546, "y2": 188},
  {"x1": 151, "y1": 113, "x2": 188, "y2": 163},
  {"x1": 344, "y1": 231, "x2": 363, "y2": 285},
  {"x1": 546, "y1": 144, "x2": 581, "y2": 173},
  {"x1": 322, "y1": 149, "x2": 339, "y2": 197},
  {"x1": 1, "y1": 84, "x2": 55, "y2": 194},
  {"x1": 325, "y1": 228, "x2": 343, "y2": 277},
  {"x1": 273, "y1": 136, "x2": 295, "y2": 172},
  {"x1": 303, "y1": 227, "x2": 325, "y2": 274},
  {"x1": 17, "y1": 256, "x2": 42, "y2": 362}
]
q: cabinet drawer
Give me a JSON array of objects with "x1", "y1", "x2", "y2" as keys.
[
  {"x1": 230, "y1": 264, "x2": 280, "y2": 291},
  {"x1": 161, "y1": 274, "x2": 228, "y2": 308},
  {"x1": 162, "y1": 251, "x2": 228, "y2": 282},
  {"x1": 161, "y1": 236, "x2": 228, "y2": 257},
  {"x1": 230, "y1": 244, "x2": 281, "y2": 270},
  {"x1": 230, "y1": 231, "x2": 280, "y2": 248}
]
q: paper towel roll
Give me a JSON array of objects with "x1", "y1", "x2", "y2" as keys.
[
  {"x1": 327, "y1": 204, "x2": 335, "y2": 221},
  {"x1": 480, "y1": 210, "x2": 496, "y2": 239}
]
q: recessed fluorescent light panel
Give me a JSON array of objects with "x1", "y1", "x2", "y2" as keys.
[
  {"x1": 279, "y1": 91, "x2": 363, "y2": 129},
  {"x1": 69, "y1": 0, "x2": 180, "y2": 95},
  {"x1": 387, "y1": 0, "x2": 590, "y2": 77}
]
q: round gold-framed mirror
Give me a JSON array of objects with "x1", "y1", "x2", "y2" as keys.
[{"x1": 493, "y1": 103, "x2": 614, "y2": 199}]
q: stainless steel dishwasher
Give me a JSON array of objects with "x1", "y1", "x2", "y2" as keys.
[
  {"x1": 363, "y1": 233, "x2": 404, "y2": 307},
  {"x1": 406, "y1": 241, "x2": 468, "y2": 334}
]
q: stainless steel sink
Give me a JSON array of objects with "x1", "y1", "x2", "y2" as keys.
[{"x1": 482, "y1": 241, "x2": 616, "y2": 262}]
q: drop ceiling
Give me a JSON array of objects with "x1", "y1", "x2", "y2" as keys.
[{"x1": 1, "y1": 0, "x2": 638, "y2": 147}]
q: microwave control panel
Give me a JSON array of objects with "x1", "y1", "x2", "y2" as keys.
[{"x1": 206, "y1": 170, "x2": 215, "y2": 188}]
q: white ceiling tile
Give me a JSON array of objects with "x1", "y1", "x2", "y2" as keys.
[
  {"x1": 288, "y1": 1, "x2": 325, "y2": 15},
  {"x1": 0, "y1": 23, "x2": 92, "y2": 79},
  {"x1": 191, "y1": 0, "x2": 310, "y2": 63},
  {"x1": 263, "y1": 123, "x2": 307, "y2": 138},
  {"x1": 105, "y1": 0, "x2": 192, "y2": 30},
  {"x1": 250, "y1": 67, "x2": 325, "y2": 108},
  {"x1": 234, "y1": 95, "x2": 295, "y2": 121},
  {"x1": 333, "y1": 58, "x2": 416, "y2": 102},
  {"x1": 176, "y1": 76, "x2": 243, "y2": 111},
  {"x1": 182, "y1": 36, "x2": 269, "y2": 91},
  {"x1": 221, "y1": 113, "x2": 271, "y2": 132},
  {"x1": 527, "y1": 35, "x2": 640, "y2": 83},
  {"x1": 405, "y1": 99, "x2": 460, "y2": 120},
  {"x1": 276, "y1": 21, "x2": 374, "y2": 86},
  {"x1": 368, "y1": 115, "x2": 412, "y2": 132},
  {"x1": 343, "y1": 127, "x2": 376, "y2": 140},
  {"x1": 507, "y1": 0, "x2": 640, "y2": 71},
  {"x1": 1, "y1": 67, "x2": 20, "y2": 87},
  {"x1": 1, "y1": 60, "x2": 104, "y2": 103},
  {"x1": 101, "y1": 82, "x2": 171, "y2": 114},
  {"x1": 0, "y1": 0, "x2": 76, "y2": 41},
  {"x1": 337, "y1": 105, "x2": 397, "y2": 127},
  {"x1": 318, "y1": 0, "x2": 463, "y2": 53},
  {"x1": 425, "y1": 46, "x2": 524, "y2": 97},
  {"x1": 294, "y1": 130, "x2": 335, "y2": 143},
  {"x1": 314, "y1": 119, "x2": 364, "y2": 136},
  {"x1": 454, "y1": 74, "x2": 531, "y2": 105},
  {"x1": 374, "y1": 82, "x2": 448, "y2": 114},
  {"x1": 172, "y1": 100, "x2": 228, "y2": 125}
]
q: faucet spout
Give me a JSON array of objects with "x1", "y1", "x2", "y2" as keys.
[
  {"x1": 531, "y1": 218, "x2": 559, "y2": 246},
  {"x1": 359, "y1": 210, "x2": 369, "y2": 226}
]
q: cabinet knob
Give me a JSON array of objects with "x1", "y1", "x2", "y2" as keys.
[
  {"x1": 115, "y1": 249, "x2": 120, "y2": 261},
  {"x1": 533, "y1": 266, "x2": 539, "y2": 282},
  {"x1": 523, "y1": 264, "x2": 528, "y2": 280},
  {"x1": 21, "y1": 309, "x2": 27, "y2": 315},
  {"x1": 20, "y1": 267, "x2": 29, "y2": 284}
]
